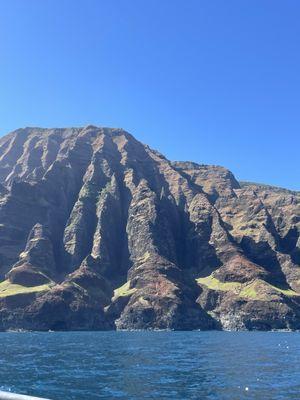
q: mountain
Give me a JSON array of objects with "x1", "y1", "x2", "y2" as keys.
[{"x1": 0, "y1": 126, "x2": 299, "y2": 331}]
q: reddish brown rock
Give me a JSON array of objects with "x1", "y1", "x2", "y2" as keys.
[{"x1": 0, "y1": 126, "x2": 298, "y2": 331}]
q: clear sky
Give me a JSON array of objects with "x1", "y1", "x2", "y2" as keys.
[{"x1": 0, "y1": 1, "x2": 299, "y2": 190}]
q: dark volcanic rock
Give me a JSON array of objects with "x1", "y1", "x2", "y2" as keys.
[
  {"x1": 0, "y1": 126, "x2": 298, "y2": 331},
  {"x1": 7, "y1": 223, "x2": 55, "y2": 286}
]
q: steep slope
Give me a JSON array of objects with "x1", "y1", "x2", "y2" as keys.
[{"x1": 0, "y1": 126, "x2": 299, "y2": 331}]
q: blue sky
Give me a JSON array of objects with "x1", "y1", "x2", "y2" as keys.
[{"x1": 0, "y1": 0, "x2": 299, "y2": 190}]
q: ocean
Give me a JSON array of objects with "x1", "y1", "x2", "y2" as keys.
[{"x1": 0, "y1": 331, "x2": 299, "y2": 399}]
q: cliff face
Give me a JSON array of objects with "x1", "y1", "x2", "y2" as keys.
[{"x1": 0, "y1": 126, "x2": 299, "y2": 331}]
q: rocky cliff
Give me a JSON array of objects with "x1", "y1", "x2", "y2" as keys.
[{"x1": 0, "y1": 126, "x2": 299, "y2": 331}]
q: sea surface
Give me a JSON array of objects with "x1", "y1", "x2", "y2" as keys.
[{"x1": 0, "y1": 331, "x2": 299, "y2": 399}]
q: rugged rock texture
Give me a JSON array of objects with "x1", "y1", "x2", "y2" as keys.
[{"x1": 0, "y1": 126, "x2": 299, "y2": 331}]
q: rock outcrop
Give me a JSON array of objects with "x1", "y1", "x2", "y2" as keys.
[{"x1": 0, "y1": 126, "x2": 298, "y2": 331}]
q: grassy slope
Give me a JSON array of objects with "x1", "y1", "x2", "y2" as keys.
[
  {"x1": 196, "y1": 275, "x2": 299, "y2": 300},
  {"x1": 0, "y1": 280, "x2": 50, "y2": 298}
]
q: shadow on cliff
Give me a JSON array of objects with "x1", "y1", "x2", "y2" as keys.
[
  {"x1": 240, "y1": 236, "x2": 292, "y2": 289},
  {"x1": 279, "y1": 227, "x2": 300, "y2": 265}
]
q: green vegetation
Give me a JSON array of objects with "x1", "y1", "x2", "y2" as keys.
[
  {"x1": 196, "y1": 274, "x2": 300, "y2": 300},
  {"x1": 0, "y1": 280, "x2": 50, "y2": 298},
  {"x1": 196, "y1": 276, "x2": 241, "y2": 292},
  {"x1": 239, "y1": 284, "x2": 261, "y2": 299},
  {"x1": 196, "y1": 275, "x2": 262, "y2": 299},
  {"x1": 113, "y1": 281, "x2": 137, "y2": 299}
]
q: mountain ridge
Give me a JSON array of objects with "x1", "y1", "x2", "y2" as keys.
[{"x1": 0, "y1": 126, "x2": 299, "y2": 331}]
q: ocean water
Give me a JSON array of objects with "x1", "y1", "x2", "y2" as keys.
[{"x1": 0, "y1": 331, "x2": 299, "y2": 400}]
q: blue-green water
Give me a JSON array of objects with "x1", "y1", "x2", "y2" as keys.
[{"x1": 0, "y1": 331, "x2": 299, "y2": 399}]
